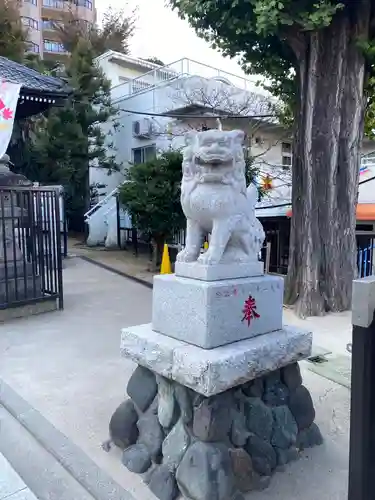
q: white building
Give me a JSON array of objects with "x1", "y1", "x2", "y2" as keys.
[{"x1": 86, "y1": 50, "x2": 375, "y2": 270}]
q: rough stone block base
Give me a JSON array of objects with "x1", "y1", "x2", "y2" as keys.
[
  {"x1": 121, "y1": 323, "x2": 312, "y2": 396},
  {"x1": 152, "y1": 274, "x2": 284, "y2": 349},
  {"x1": 108, "y1": 363, "x2": 323, "y2": 500}
]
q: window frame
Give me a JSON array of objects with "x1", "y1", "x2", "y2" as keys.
[
  {"x1": 21, "y1": 17, "x2": 39, "y2": 29},
  {"x1": 281, "y1": 142, "x2": 292, "y2": 154},
  {"x1": 43, "y1": 39, "x2": 67, "y2": 53},
  {"x1": 26, "y1": 42, "x2": 40, "y2": 53},
  {"x1": 75, "y1": 0, "x2": 93, "y2": 9},
  {"x1": 41, "y1": 18, "x2": 56, "y2": 30},
  {"x1": 42, "y1": 0, "x2": 64, "y2": 8},
  {"x1": 132, "y1": 145, "x2": 156, "y2": 165},
  {"x1": 281, "y1": 141, "x2": 292, "y2": 169}
]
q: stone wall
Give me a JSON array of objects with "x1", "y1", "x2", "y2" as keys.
[{"x1": 108, "y1": 362, "x2": 323, "y2": 500}]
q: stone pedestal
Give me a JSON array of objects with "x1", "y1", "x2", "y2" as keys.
[
  {"x1": 109, "y1": 129, "x2": 323, "y2": 500},
  {"x1": 152, "y1": 274, "x2": 284, "y2": 349},
  {"x1": 109, "y1": 362, "x2": 323, "y2": 500},
  {"x1": 110, "y1": 322, "x2": 323, "y2": 500},
  {"x1": 121, "y1": 324, "x2": 312, "y2": 396},
  {"x1": 175, "y1": 260, "x2": 264, "y2": 281}
]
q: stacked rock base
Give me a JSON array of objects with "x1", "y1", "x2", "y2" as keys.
[{"x1": 109, "y1": 363, "x2": 323, "y2": 500}]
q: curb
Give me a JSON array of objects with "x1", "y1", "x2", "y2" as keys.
[
  {"x1": 78, "y1": 255, "x2": 154, "y2": 289},
  {"x1": 0, "y1": 379, "x2": 136, "y2": 500}
]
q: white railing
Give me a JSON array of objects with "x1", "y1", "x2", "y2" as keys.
[
  {"x1": 85, "y1": 186, "x2": 120, "y2": 246},
  {"x1": 361, "y1": 152, "x2": 375, "y2": 169},
  {"x1": 84, "y1": 186, "x2": 119, "y2": 221},
  {"x1": 111, "y1": 57, "x2": 260, "y2": 102}
]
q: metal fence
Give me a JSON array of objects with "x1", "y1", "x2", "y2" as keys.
[
  {"x1": 0, "y1": 186, "x2": 63, "y2": 310},
  {"x1": 357, "y1": 238, "x2": 375, "y2": 278}
]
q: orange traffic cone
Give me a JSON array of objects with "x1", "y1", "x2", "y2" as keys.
[{"x1": 160, "y1": 243, "x2": 172, "y2": 274}]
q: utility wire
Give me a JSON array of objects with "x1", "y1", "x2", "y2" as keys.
[
  {"x1": 114, "y1": 107, "x2": 375, "y2": 209},
  {"x1": 116, "y1": 107, "x2": 276, "y2": 120},
  {"x1": 256, "y1": 174, "x2": 375, "y2": 210}
]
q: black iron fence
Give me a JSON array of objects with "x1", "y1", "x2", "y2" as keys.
[
  {"x1": 0, "y1": 186, "x2": 63, "y2": 310},
  {"x1": 357, "y1": 235, "x2": 375, "y2": 278}
]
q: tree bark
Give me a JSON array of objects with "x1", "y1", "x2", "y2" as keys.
[
  {"x1": 285, "y1": 2, "x2": 370, "y2": 317},
  {"x1": 150, "y1": 234, "x2": 165, "y2": 272}
]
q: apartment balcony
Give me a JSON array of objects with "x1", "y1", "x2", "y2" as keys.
[
  {"x1": 112, "y1": 58, "x2": 260, "y2": 98},
  {"x1": 41, "y1": 0, "x2": 94, "y2": 23},
  {"x1": 110, "y1": 57, "x2": 276, "y2": 122}
]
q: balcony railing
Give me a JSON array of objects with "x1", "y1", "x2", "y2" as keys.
[{"x1": 111, "y1": 57, "x2": 259, "y2": 100}]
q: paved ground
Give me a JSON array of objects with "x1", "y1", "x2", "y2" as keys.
[
  {"x1": 0, "y1": 257, "x2": 352, "y2": 500},
  {"x1": 69, "y1": 237, "x2": 155, "y2": 285},
  {"x1": 0, "y1": 453, "x2": 37, "y2": 500}
]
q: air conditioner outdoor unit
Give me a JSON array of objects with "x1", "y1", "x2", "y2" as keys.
[{"x1": 132, "y1": 118, "x2": 152, "y2": 139}]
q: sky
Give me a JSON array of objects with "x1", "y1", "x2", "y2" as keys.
[{"x1": 96, "y1": 0, "x2": 257, "y2": 84}]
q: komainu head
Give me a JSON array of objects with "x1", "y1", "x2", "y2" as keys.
[{"x1": 182, "y1": 129, "x2": 246, "y2": 185}]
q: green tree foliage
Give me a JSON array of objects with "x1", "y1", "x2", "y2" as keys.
[
  {"x1": 118, "y1": 150, "x2": 184, "y2": 268},
  {"x1": 169, "y1": 0, "x2": 373, "y2": 317},
  {"x1": 0, "y1": 0, "x2": 27, "y2": 62},
  {"x1": 169, "y1": 0, "x2": 347, "y2": 119},
  {"x1": 144, "y1": 57, "x2": 165, "y2": 66},
  {"x1": 32, "y1": 38, "x2": 120, "y2": 230},
  {"x1": 55, "y1": 5, "x2": 136, "y2": 57}
]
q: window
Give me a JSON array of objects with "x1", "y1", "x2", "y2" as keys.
[
  {"x1": 281, "y1": 142, "x2": 292, "y2": 154},
  {"x1": 132, "y1": 146, "x2": 156, "y2": 165},
  {"x1": 23, "y1": 0, "x2": 37, "y2": 5},
  {"x1": 77, "y1": 0, "x2": 93, "y2": 9},
  {"x1": 282, "y1": 156, "x2": 292, "y2": 167},
  {"x1": 43, "y1": 39, "x2": 66, "y2": 53},
  {"x1": 43, "y1": 0, "x2": 64, "y2": 8},
  {"x1": 21, "y1": 17, "x2": 39, "y2": 29},
  {"x1": 26, "y1": 42, "x2": 40, "y2": 53},
  {"x1": 254, "y1": 136, "x2": 264, "y2": 146},
  {"x1": 281, "y1": 141, "x2": 292, "y2": 169},
  {"x1": 41, "y1": 18, "x2": 56, "y2": 30}
]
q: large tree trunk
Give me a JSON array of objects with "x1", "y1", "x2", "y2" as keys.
[{"x1": 284, "y1": 2, "x2": 370, "y2": 317}]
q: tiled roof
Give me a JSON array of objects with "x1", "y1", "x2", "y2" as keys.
[{"x1": 0, "y1": 56, "x2": 70, "y2": 95}]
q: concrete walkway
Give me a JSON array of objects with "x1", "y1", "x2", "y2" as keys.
[
  {"x1": 0, "y1": 257, "x2": 352, "y2": 500},
  {"x1": 0, "y1": 452, "x2": 37, "y2": 500},
  {"x1": 69, "y1": 238, "x2": 155, "y2": 285}
]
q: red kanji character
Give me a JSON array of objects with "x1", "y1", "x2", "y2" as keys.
[
  {"x1": 2, "y1": 108, "x2": 13, "y2": 120},
  {"x1": 241, "y1": 295, "x2": 260, "y2": 327},
  {"x1": 0, "y1": 99, "x2": 5, "y2": 110}
]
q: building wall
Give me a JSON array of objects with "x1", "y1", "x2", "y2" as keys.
[
  {"x1": 19, "y1": 0, "x2": 96, "y2": 58},
  {"x1": 20, "y1": 0, "x2": 42, "y2": 54},
  {"x1": 97, "y1": 59, "x2": 149, "y2": 88}
]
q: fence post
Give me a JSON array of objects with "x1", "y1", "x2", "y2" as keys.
[
  {"x1": 265, "y1": 241, "x2": 271, "y2": 273},
  {"x1": 348, "y1": 276, "x2": 375, "y2": 500},
  {"x1": 116, "y1": 195, "x2": 121, "y2": 249}
]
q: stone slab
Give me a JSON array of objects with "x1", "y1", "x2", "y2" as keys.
[
  {"x1": 352, "y1": 276, "x2": 375, "y2": 327},
  {"x1": 0, "y1": 275, "x2": 43, "y2": 304},
  {"x1": 0, "y1": 261, "x2": 34, "y2": 281},
  {"x1": 175, "y1": 260, "x2": 264, "y2": 281},
  {"x1": 0, "y1": 452, "x2": 27, "y2": 499},
  {"x1": 152, "y1": 274, "x2": 284, "y2": 349},
  {"x1": 0, "y1": 299, "x2": 58, "y2": 322},
  {"x1": 121, "y1": 323, "x2": 312, "y2": 396},
  {"x1": 0, "y1": 379, "x2": 136, "y2": 500}
]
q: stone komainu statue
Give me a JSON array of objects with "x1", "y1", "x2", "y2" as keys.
[{"x1": 177, "y1": 129, "x2": 265, "y2": 266}]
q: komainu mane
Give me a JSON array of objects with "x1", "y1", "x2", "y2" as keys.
[{"x1": 177, "y1": 129, "x2": 265, "y2": 265}]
